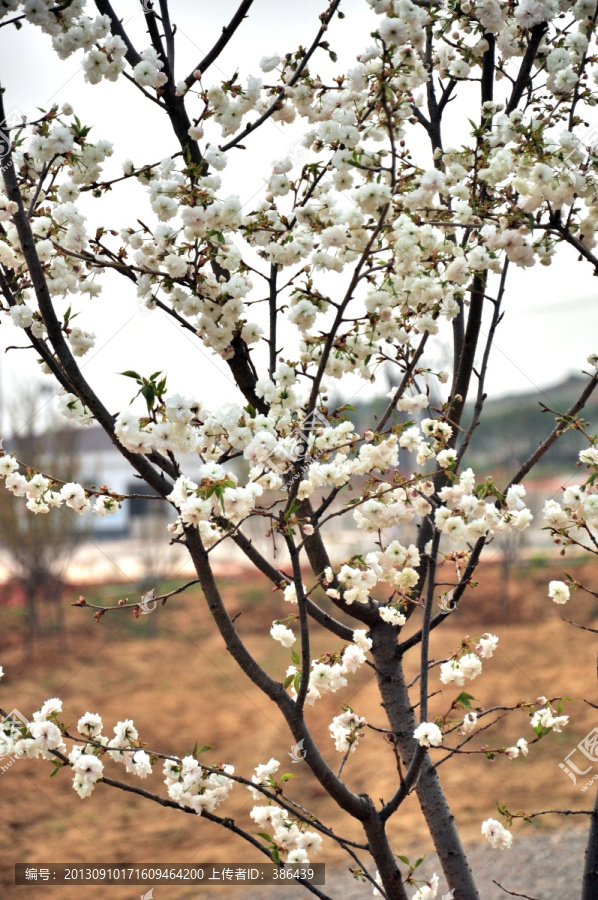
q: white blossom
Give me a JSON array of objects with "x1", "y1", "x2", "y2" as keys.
[
  {"x1": 481, "y1": 818, "x2": 513, "y2": 850},
  {"x1": 413, "y1": 722, "x2": 443, "y2": 748}
]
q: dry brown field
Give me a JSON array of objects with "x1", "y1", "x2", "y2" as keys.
[{"x1": 1, "y1": 557, "x2": 597, "y2": 898}]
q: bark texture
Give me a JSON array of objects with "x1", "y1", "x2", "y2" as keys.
[{"x1": 371, "y1": 622, "x2": 481, "y2": 900}]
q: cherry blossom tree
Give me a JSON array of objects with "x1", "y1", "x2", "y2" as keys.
[{"x1": 2, "y1": 1, "x2": 598, "y2": 898}]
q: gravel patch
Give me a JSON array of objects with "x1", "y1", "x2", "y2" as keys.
[{"x1": 199, "y1": 828, "x2": 587, "y2": 899}]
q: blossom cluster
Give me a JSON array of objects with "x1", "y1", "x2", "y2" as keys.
[
  {"x1": 413, "y1": 721, "x2": 443, "y2": 748},
  {"x1": 530, "y1": 699, "x2": 569, "y2": 735},
  {"x1": 481, "y1": 818, "x2": 513, "y2": 851},
  {"x1": 375, "y1": 869, "x2": 441, "y2": 900},
  {"x1": 0, "y1": 684, "x2": 237, "y2": 817},
  {"x1": 543, "y1": 439, "x2": 598, "y2": 551},
  {"x1": 166, "y1": 463, "x2": 264, "y2": 541},
  {"x1": 163, "y1": 755, "x2": 235, "y2": 815},
  {"x1": 413, "y1": 874, "x2": 440, "y2": 900},
  {"x1": 248, "y1": 758, "x2": 323, "y2": 864},
  {"x1": 284, "y1": 630, "x2": 372, "y2": 707},
  {"x1": 439, "y1": 632, "x2": 499, "y2": 687},
  {"x1": 2, "y1": 0, "x2": 596, "y2": 432},
  {"x1": 329, "y1": 708, "x2": 367, "y2": 754},
  {"x1": 2, "y1": 0, "x2": 598, "y2": 408},
  {"x1": 542, "y1": 436, "x2": 598, "y2": 603},
  {"x1": 0, "y1": 453, "x2": 119, "y2": 517},
  {"x1": 436, "y1": 477, "x2": 532, "y2": 545},
  {"x1": 1, "y1": 0, "x2": 598, "y2": 892}
]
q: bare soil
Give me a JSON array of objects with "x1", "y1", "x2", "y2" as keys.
[{"x1": 1, "y1": 559, "x2": 597, "y2": 899}]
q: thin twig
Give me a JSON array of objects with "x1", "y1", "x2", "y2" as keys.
[
  {"x1": 507, "y1": 372, "x2": 598, "y2": 489},
  {"x1": 563, "y1": 617, "x2": 598, "y2": 635},
  {"x1": 492, "y1": 882, "x2": 541, "y2": 900},
  {"x1": 71, "y1": 579, "x2": 201, "y2": 614},
  {"x1": 220, "y1": 0, "x2": 343, "y2": 153}
]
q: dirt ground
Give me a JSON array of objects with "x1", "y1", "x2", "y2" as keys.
[
  {"x1": 210, "y1": 828, "x2": 589, "y2": 899},
  {"x1": 1, "y1": 558, "x2": 598, "y2": 899}
]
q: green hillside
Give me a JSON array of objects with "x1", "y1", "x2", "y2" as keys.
[
  {"x1": 463, "y1": 374, "x2": 598, "y2": 475},
  {"x1": 349, "y1": 374, "x2": 598, "y2": 477}
]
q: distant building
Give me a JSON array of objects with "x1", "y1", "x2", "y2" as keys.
[{"x1": 6, "y1": 425, "x2": 192, "y2": 540}]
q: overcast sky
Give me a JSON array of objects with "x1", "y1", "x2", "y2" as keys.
[{"x1": 0, "y1": 0, "x2": 596, "y2": 432}]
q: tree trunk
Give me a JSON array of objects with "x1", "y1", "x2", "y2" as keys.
[
  {"x1": 362, "y1": 804, "x2": 409, "y2": 900},
  {"x1": 582, "y1": 787, "x2": 598, "y2": 900},
  {"x1": 51, "y1": 579, "x2": 68, "y2": 651},
  {"x1": 500, "y1": 544, "x2": 511, "y2": 620},
  {"x1": 23, "y1": 577, "x2": 39, "y2": 660},
  {"x1": 370, "y1": 621, "x2": 481, "y2": 900}
]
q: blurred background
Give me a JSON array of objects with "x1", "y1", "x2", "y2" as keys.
[
  {"x1": 1, "y1": 373, "x2": 598, "y2": 898},
  {"x1": 1, "y1": 0, "x2": 598, "y2": 896}
]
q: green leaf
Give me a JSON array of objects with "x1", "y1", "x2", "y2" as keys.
[
  {"x1": 271, "y1": 848, "x2": 280, "y2": 865},
  {"x1": 455, "y1": 692, "x2": 475, "y2": 709},
  {"x1": 397, "y1": 855, "x2": 410, "y2": 866},
  {"x1": 256, "y1": 832, "x2": 274, "y2": 844},
  {"x1": 196, "y1": 744, "x2": 214, "y2": 755},
  {"x1": 120, "y1": 370, "x2": 142, "y2": 380},
  {"x1": 280, "y1": 773, "x2": 297, "y2": 782},
  {"x1": 283, "y1": 673, "x2": 295, "y2": 689},
  {"x1": 141, "y1": 384, "x2": 155, "y2": 411},
  {"x1": 291, "y1": 649, "x2": 301, "y2": 667},
  {"x1": 285, "y1": 498, "x2": 300, "y2": 520},
  {"x1": 293, "y1": 671, "x2": 302, "y2": 692}
]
